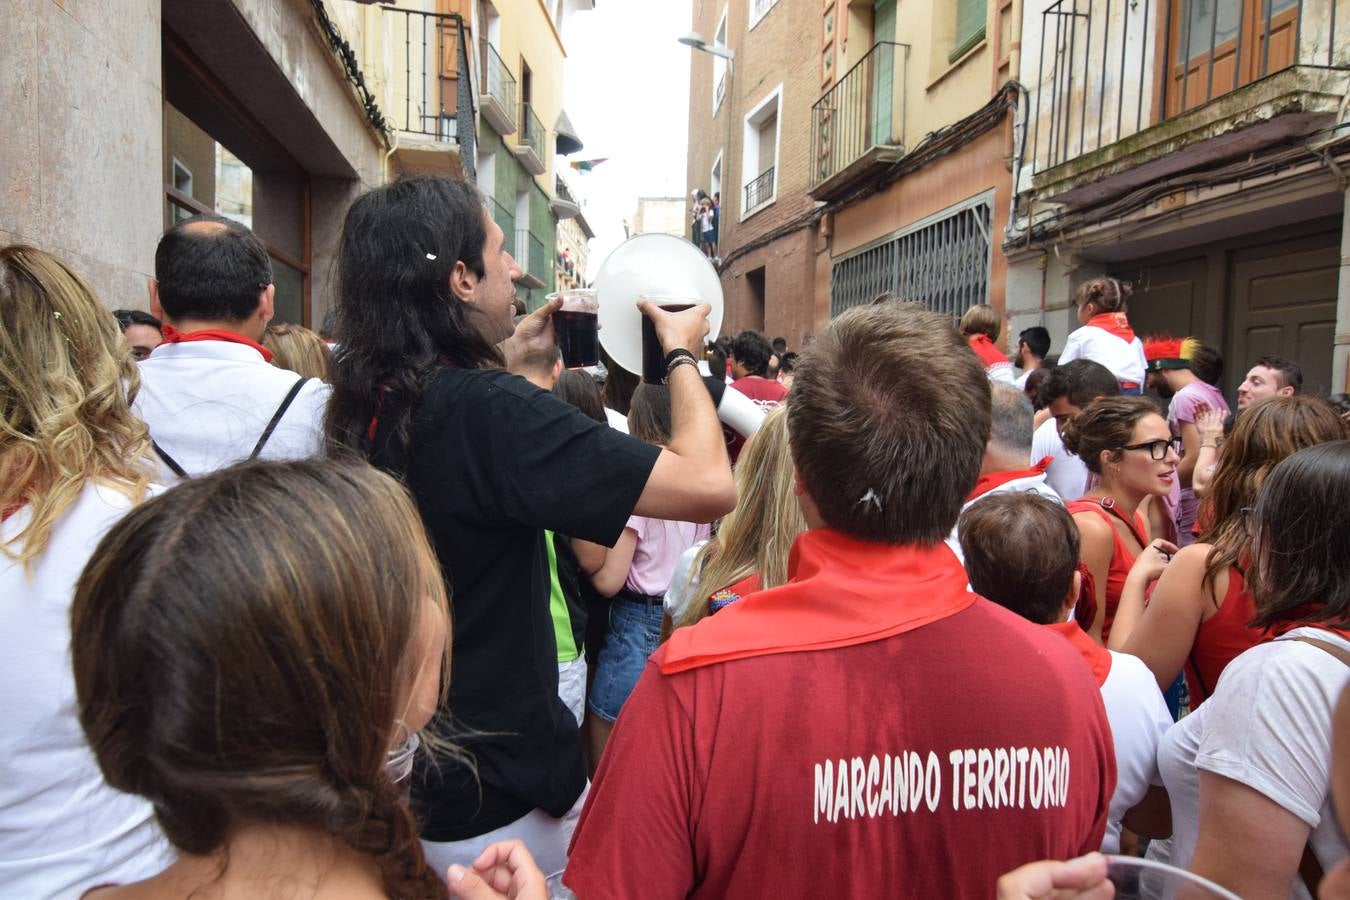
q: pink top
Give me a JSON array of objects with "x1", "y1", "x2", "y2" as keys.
[{"x1": 624, "y1": 516, "x2": 712, "y2": 596}]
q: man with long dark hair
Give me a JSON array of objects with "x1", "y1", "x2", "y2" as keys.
[{"x1": 325, "y1": 176, "x2": 735, "y2": 873}]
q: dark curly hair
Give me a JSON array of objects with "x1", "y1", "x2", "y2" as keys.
[
  {"x1": 1060, "y1": 395, "x2": 1161, "y2": 475},
  {"x1": 1074, "y1": 276, "x2": 1133, "y2": 314}
]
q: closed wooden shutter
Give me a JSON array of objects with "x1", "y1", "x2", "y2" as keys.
[{"x1": 951, "y1": 0, "x2": 986, "y2": 61}]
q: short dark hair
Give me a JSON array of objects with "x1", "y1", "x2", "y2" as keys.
[
  {"x1": 789, "y1": 304, "x2": 990, "y2": 544},
  {"x1": 112, "y1": 309, "x2": 162, "y2": 333},
  {"x1": 771, "y1": 336, "x2": 787, "y2": 353},
  {"x1": 1018, "y1": 326, "x2": 1051, "y2": 359},
  {"x1": 628, "y1": 383, "x2": 672, "y2": 445},
  {"x1": 553, "y1": 369, "x2": 606, "y2": 424},
  {"x1": 1253, "y1": 355, "x2": 1303, "y2": 393},
  {"x1": 1190, "y1": 344, "x2": 1224, "y2": 386},
  {"x1": 1039, "y1": 359, "x2": 1121, "y2": 409},
  {"x1": 730, "y1": 330, "x2": 773, "y2": 377},
  {"x1": 517, "y1": 345, "x2": 561, "y2": 383},
  {"x1": 959, "y1": 493, "x2": 1081, "y2": 625},
  {"x1": 153, "y1": 214, "x2": 272, "y2": 322},
  {"x1": 778, "y1": 351, "x2": 798, "y2": 375},
  {"x1": 707, "y1": 345, "x2": 728, "y2": 382},
  {"x1": 1248, "y1": 440, "x2": 1350, "y2": 630}
]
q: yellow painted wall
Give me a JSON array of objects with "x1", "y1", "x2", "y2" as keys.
[{"x1": 494, "y1": 0, "x2": 567, "y2": 186}]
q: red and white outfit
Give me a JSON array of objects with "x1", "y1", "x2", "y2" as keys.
[
  {"x1": 565, "y1": 529, "x2": 1115, "y2": 899},
  {"x1": 136, "y1": 329, "x2": 331, "y2": 482},
  {"x1": 948, "y1": 458, "x2": 1062, "y2": 562},
  {"x1": 725, "y1": 375, "x2": 787, "y2": 462},
  {"x1": 1058, "y1": 313, "x2": 1147, "y2": 390},
  {"x1": 968, "y1": 334, "x2": 1017, "y2": 384},
  {"x1": 1047, "y1": 622, "x2": 1172, "y2": 853}
]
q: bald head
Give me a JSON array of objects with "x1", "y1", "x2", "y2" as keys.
[{"x1": 153, "y1": 213, "x2": 273, "y2": 324}]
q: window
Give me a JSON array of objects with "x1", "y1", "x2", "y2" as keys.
[
  {"x1": 710, "y1": 151, "x2": 722, "y2": 205},
  {"x1": 950, "y1": 0, "x2": 987, "y2": 62},
  {"x1": 741, "y1": 85, "x2": 781, "y2": 218},
  {"x1": 830, "y1": 195, "x2": 993, "y2": 318},
  {"x1": 170, "y1": 159, "x2": 194, "y2": 223},
  {"x1": 749, "y1": 0, "x2": 778, "y2": 31},
  {"x1": 712, "y1": 8, "x2": 729, "y2": 114}
]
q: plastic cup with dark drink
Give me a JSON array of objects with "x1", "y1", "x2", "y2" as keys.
[
  {"x1": 549, "y1": 289, "x2": 599, "y2": 368},
  {"x1": 639, "y1": 295, "x2": 695, "y2": 383}
]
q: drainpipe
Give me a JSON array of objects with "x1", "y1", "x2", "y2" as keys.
[
  {"x1": 1004, "y1": 81, "x2": 1030, "y2": 244},
  {"x1": 382, "y1": 128, "x2": 402, "y2": 185}
]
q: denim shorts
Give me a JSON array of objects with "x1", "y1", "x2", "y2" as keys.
[{"x1": 588, "y1": 594, "x2": 664, "y2": 723}]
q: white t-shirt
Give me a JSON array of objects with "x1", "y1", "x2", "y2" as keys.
[
  {"x1": 0, "y1": 484, "x2": 171, "y2": 897},
  {"x1": 1158, "y1": 628, "x2": 1350, "y2": 898},
  {"x1": 1100, "y1": 650, "x2": 1174, "y2": 854},
  {"x1": 604, "y1": 407, "x2": 629, "y2": 433},
  {"x1": 136, "y1": 340, "x2": 331, "y2": 483},
  {"x1": 1032, "y1": 417, "x2": 1090, "y2": 501},
  {"x1": 1058, "y1": 325, "x2": 1147, "y2": 385}
]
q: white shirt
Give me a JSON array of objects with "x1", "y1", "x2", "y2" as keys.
[
  {"x1": 1032, "y1": 418, "x2": 1090, "y2": 501},
  {"x1": 604, "y1": 407, "x2": 629, "y2": 433},
  {"x1": 0, "y1": 484, "x2": 171, "y2": 897},
  {"x1": 1159, "y1": 628, "x2": 1350, "y2": 898},
  {"x1": 1100, "y1": 650, "x2": 1173, "y2": 854},
  {"x1": 947, "y1": 470, "x2": 1062, "y2": 563},
  {"x1": 662, "y1": 541, "x2": 707, "y2": 624},
  {"x1": 135, "y1": 340, "x2": 331, "y2": 482},
  {"x1": 1058, "y1": 325, "x2": 1147, "y2": 385}
]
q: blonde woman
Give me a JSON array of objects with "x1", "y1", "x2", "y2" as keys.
[
  {"x1": 0, "y1": 245, "x2": 167, "y2": 896},
  {"x1": 668, "y1": 404, "x2": 807, "y2": 631},
  {"x1": 263, "y1": 322, "x2": 332, "y2": 381}
]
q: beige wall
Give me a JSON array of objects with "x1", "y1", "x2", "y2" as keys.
[
  {"x1": 490, "y1": 0, "x2": 566, "y2": 188},
  {"x1": 631, "y1": 197, "x2": 688, "y2": 238}
]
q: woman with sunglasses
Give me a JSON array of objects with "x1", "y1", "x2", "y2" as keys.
[
  {"x1": 1061, "y1": 397, "x2": 1180, "y2": 644},
  {"x1": 1108, "y1": 397, "x2": 1346, "y2": 706}
]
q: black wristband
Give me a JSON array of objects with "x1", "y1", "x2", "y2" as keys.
[{"x1": 663, "y1": 348, "x2": 697, "y2": 370}]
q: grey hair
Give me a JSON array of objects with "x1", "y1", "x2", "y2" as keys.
[{"x1": 989, "y1": 382, "x2": 1034, "y2": 454}]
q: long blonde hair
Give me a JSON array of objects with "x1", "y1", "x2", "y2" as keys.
[
  {"x1": 0, "y1": 245, "x2": 155, "y2": 567},
  {"x1": 263, "y1": 323, "x2": 332, "y2": 382},
  {"x1": 676, "y1": 404, "x2": 806, "y2": 629}
]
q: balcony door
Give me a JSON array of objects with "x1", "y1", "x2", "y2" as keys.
[
  {"x1": 870, "y1": 0, "x2": 895, "y2": 145},
  {"x1": 1163, "y1": 0, "x2": 1299, "y2": 117}
]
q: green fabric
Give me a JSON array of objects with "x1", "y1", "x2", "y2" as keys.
[{"x1": 545, "y1": 529, "x2": 581, "y2": 662}]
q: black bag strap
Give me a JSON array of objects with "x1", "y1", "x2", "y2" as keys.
[
  {"x1": 152, "y1": 441, "x2": 189, "y2": 479},
  {"x1": 249, "y1": 377, "x2": 312, "y2": 460}
]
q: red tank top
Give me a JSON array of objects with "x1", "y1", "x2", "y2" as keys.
[
  {"x1": 1184, "y1": 566, "x2": 1268, "y2": 707},
  {"x1": 1067, "y1": 498, "x2": 1148, "y2": 644}
]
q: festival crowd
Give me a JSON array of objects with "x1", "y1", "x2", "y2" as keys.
[{"x1": 5, "y1": 173, "x2": 1350, "y2": 899}]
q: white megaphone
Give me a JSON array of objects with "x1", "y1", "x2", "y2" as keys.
[{"x1": 593, "y1": 233, "x2": 763, "y2": 440}]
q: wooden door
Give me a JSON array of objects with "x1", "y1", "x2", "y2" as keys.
[
  {"x1": 1228, "y1": 235, "x2": 1338, "y2": 396},
  {"x1": 1111, "y1": 256, "x2": 1211, "y2": 341},
  {"x1": 1163, "y1": 0, "x2": 1299, "y2": 118}
]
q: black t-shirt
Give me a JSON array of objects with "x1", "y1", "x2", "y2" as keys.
[{"x1": 374, "y1": 368, "x2": 660, "y2": 841}]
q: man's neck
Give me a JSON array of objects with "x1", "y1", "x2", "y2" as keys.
[
  {"x1": 168, "y1": 317, "x2": 264, "y2": 342},
  {"x1": 1169, "y1": 370, "x2": 1201, "y2": 391},
  {"x1": 980, "y1": 448, "x2": 1035, "y2": 476}
]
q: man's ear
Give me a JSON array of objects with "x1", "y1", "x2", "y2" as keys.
[
  {"x1": 1062, "y1": 570, "x2": 1083, "y2": 620},
  {"x1": 449, "y1": 259, "x2": 476, "y2": 302},
  {"x1": 148, "y1": 279, "x2": 165, "y2": 322},
  {"x1": 259, "y1": 284, "x2": 275, "y2": 325},
  {"x1": 1278, "y1": 386, "x2": 1296, "y2": 399}
]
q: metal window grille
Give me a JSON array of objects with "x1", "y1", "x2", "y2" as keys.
[
  {"x1": 744, "y1": 166, "x2": 776, "y2": 211},
  {"x1": 830, "y1": 198, "x2": 992, "y2": 319}
]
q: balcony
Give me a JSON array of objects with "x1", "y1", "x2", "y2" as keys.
[
  {"x1": 515, "y1": 229, "x2": 548, "y2": 289},
  {"x1": 514, "y1": 102, "x2": 548, "y2": 175},
  {"x1": 744, "y1": 166, "x2": 776, "y2": 213},
  {"x1": 809, "y1": 42, "x2": 910, "y2": 201},
  {"x1": 487, "y1": 195, "x2": 514, "y2": 242},
  {"x1": 378, "y1": 8, "x2": 472, "y2": 179},
  {"x1": 550, "y1": 175, "x2": 581, "y2": 219},
  {"x1": 480, "y1": 42, "x2": 517, "y2": 136},
  {"x1": 1030, "y1": 0, "x2": 1350, "y2": 208}
]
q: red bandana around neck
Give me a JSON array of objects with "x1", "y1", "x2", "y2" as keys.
[
  {"x1": 1085, "y1": 312, "x2": 1135, "y2": 343},
  {"x1": 967, "y1": 333, "x2": 1010, "y2": 369},
  {"x1": 157, "y1": 325, "x2": 273, "y2": 363},
  {"x1": 660, "y1": 529, "x2": 976, "y2": 674},
  {"x1": 967, "y1": 457, "x2": 1053, "y2": 502},
  {"x1": 1046, "y1": 621, "x2": 1112, "y2": 687}
]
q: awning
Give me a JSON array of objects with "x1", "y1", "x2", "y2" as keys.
[{"x1": 555, "y1": 109, "x2": 584, "y2": 156}]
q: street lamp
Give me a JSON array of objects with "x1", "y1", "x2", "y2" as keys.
[{"x1": 678, "y1": 31, "x2": 735, "y2": 66}]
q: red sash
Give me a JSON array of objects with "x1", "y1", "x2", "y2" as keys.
[
  {"x1": 1085, "y1": 312, "x2": 1135, "y2": 343},
  {"x1": 1046, "y1": 621, "x2": 1112, "y2": 687},
  {"x1": 967, "y1": 457, "x2": 1053, "y2": 502},
  {"x1": 661, "y1": 529, "x2": 976, "y2": 674},
  {"x1": 967, "y1": 333, "x2": 1009, "y2": 369},
  {"x1": 157, "y1": 325, "x2": 273, "y2": 363}
]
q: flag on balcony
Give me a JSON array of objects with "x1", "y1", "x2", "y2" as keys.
[{"x1": 570, "y1": 158, "x2": 608, "y2": 172}]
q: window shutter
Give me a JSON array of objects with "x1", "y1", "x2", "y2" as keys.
[{"x1": 951, "y1": 0, "x2": 987, "y2": 61}]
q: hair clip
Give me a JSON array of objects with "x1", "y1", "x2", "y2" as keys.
[
  {"x1": 52, "y1": 311, "x2": 63, "y2": 320},
  {"x1": 858, "y1": 488, "x2": 883, "y2": 512},
  {"x1": 425, "y1": 252, "x2": 438, "y2": 261}
]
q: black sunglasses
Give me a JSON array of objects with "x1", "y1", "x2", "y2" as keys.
[{"x1": 1116, "y1": 437, "x2": 1182, "y2": 461}]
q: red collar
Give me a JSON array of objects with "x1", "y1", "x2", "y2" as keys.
[
  {"x1": 1046, "y1": 621, "x2": 1112, "y2": 687},
  {"x1": 156, "y1": 325, "x2": 273, "y2": 363},
  {"x1": 1, "y1": 503, "x2": 24, "y2": 524},
  {"x1": 967, "y1": 333, "x2": 1010, "y2": 368},
  {"x1": 1085, "y1": 312, "x2": 1135, "y2": 343},
  {"x1": 660, "y1": 529, "x2": 975, "y2": 674},
  {"x1": 967, "y1": 457, "x2": 1053, "y2": 502}
]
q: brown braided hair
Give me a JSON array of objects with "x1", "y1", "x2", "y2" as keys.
[{"x1": 72, "y1": 460, "x2": 452, "y2": 898}]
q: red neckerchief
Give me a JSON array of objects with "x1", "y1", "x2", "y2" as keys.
[
  {"x1": 1, "y1": 503, "x2": 24, "y2": 523},
  {"x1": 1269, "y1": 618, "x2": 1350, "y2": 641},
  {"x1": 660, "y1": 529, "x2": 976, "y2": 674},
  {"x1": 1046, "y1": 621, "x2": 1112, "y2": 687},
  {"x1": 157, "y1": 325, "x2": 273, "y2": 363},
  {"x1": 1085, "y1": 312, "x2": 1135, "y2": 343},
  {"x1": 967, "y1": 457, "x2": 1053, "y2": 502},
  {"x1": 967, "y1": 334, "x2": 1009, "y2": 369}
]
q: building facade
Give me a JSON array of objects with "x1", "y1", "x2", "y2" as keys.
[
  {"x1": 1007, "y1": 0, "x2": 1350, "y2": 397},
  {"x1": 556, "y1": 205, "x2": 594, "y2": 289},
  {"x1": 3, "y1": 0, "x2": 590, "y2": 323},
  {"x1": 629, "y1": 197, "x2": 690, "y2": 237},
  {"x1": 686, "y1": 0, "x2": 1022, "y2": 349}
]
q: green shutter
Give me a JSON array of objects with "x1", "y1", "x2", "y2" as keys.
[{"x1": 950, "y1": 0, "x2": 987, "y2": 62}]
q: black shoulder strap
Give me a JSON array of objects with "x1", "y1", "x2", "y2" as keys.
[
  {"x1": 152, "y1": 441, "x2": 189, "y2": 479},
  {"x1": 249, "y1": 377, "x2": 312, "y2": 460}
]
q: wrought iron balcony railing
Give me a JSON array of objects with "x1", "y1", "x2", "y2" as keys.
[
  {"x1": 744, "y1": 166, "x2": 776, "y2": 211},
  {"x1": 810, "y1": 42, "x2": 908, "y2": 191},
  {"x1": 480, "y1": 41, "x2": 517, "y2": 133},
  {"x1": 379, "y1": 7, "x2": 471, "y2": 143},
  {"x1": 1032, "y1": 0, "x2": 1348, "y2": 174}
]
